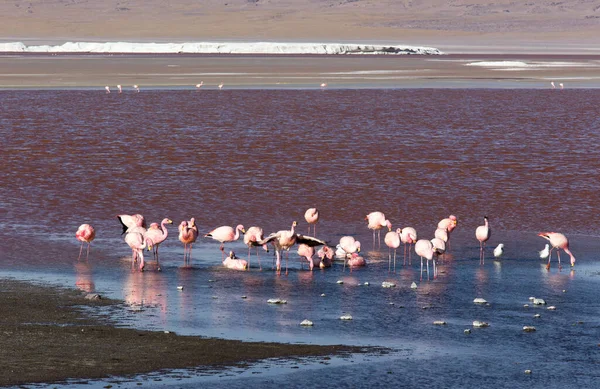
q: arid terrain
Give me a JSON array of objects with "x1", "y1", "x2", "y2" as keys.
[{"x1": 1, "y1": 0, "x2": 599, "y2": 53}]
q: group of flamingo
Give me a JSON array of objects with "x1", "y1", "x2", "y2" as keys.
[{"x1": 75, "y1": 209, "x2": 577, "y2": 277}]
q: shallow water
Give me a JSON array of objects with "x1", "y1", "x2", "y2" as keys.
[{"x1": 2, "y1": 89, "x2": 600, "y2": 387}]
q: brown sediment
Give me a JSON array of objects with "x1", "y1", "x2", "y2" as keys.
[{"x1": 0, "y1": 279, "x2": 370, "y2": 387}]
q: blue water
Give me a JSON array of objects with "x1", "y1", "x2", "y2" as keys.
[{"x1": 2, "y1": 89, "x2": 600, "y2": 388}]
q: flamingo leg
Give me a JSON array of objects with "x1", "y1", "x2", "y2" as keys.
[
  {"x1": 557, "y1": 250, "x2": 562, "y2": 270},
  {"x1": 433, "y1": 259, "x2": 437, "y2": 279},
  {"x1": 403, "y1": 244, "x2": 407, "y2": 266},
  {"x1": 155, "y1": 246, "x2": 161, "y2": 271},
  {"x1": 388, "y1": 248, "x2": 392, "y2": 273},
  {"x1": 420, "y1": 257, "x2": 424, "y2": 281},
  {"x1": 86, "y1": 243, "x2": 91, "y2": 259},
  {"x1": 427, "y1": 259, "x2": 430, "y2": 280},
  {"x1": 393, "y1": 250, "x2": 397, "y2": 273},
  {"x1": 78, "y1": 243, "x2": 84, "y2": 261},
  {"x1": 256, "y1": 247, "x2": 262, "y2": 270},
  {"x1": 409, "y1": 244, "x2": 413, "y2": 265}
]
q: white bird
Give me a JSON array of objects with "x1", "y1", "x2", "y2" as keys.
[
  {"x1": 320, "y1": 82, "x2": 327, "y2": 89},
  {"x1": 539, "y1": 244, "x2": 550, "y2": 259},
  {"x1": 133, "y1": 85, "x2": 140, "y2": 92},
  {"x1": 195, "y1": 81, "x2": 203, "y2": 89},
  {"x1": 218, "y1": 82, "x2": 224, "y2": 90},
  {"x1": 551, "y1": 81, "x2": 555, "y2": 89},
  {"x1": 493, "y1": 243, "x2": 504, "y2": 259},
  {"x1": 117, "y1": 84, "x2": 122, "y2": 93},
  {"x1": 104, "y1": 86, "x2": 110, "y2": 94}
]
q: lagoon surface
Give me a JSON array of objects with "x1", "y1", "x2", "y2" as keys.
[{"x1": 1, "y1": 89, "x2": 600, "y2": 388}]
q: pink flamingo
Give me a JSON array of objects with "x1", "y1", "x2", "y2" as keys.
[
  {"x1": 400, "y1": 227, "x2": 417, "y2": 265},
  {"x1": 437, "y1": 215, "x2": 457, "y2": 234},
  {"x1": 125, "y1": 231, "x2": 149, "y2": 271},
  {"x1": 243, "y1": 226, "x2": 268, "y2": 270},
  {"x1": 297, "y1": 244, "x2": 318, "y2": 271},
  {"x1": 117, "y1": 84, "x2": 122, "y2": 93},
  {"x1": 304, "y1": 208, "x2": 319, "y2": 236},
  {"x1": 366, "y1": 211, "x2": 392, "y2": 248},
  {"x1": 179, "y1": 218, "x2": 198, "y2": 265},
  {"x1": 476, "y1": 216, "x2": 491, "y2": 264},
  {"x1": 258, "y1": 221, "x2": 326, "y2": 275},
  {"x1": 117, "y1": 214, "x2": 147, "y2": 235},
  {"x1": 415, "y1": 239, "x2": 436, "y2": 280},
  {"x1": 105, "y1": 86, "x2": 110, "y2": 94},
  {"x1": 133, "y1": 85, "x2": 140, "y2": 92},
  {"x1": 195, "y1": 81, "x2": 203, "y2": 89},
  {"x1": 431, "y1": 237, "x2": 446, "y2": 261},
  {"x1": 346, "y1": 253, "x2": 366, "y2": 270},
  {"x1": 385, "y1": 228, "x2": 401, "y2": 272},
  {"x1": 317, "y1": 246, "x2": 334, "y2": 268},
  {"x1": 76, "y1": 224, "x2": 95, "y2": 260},
  {"x1": 223, "y1": 251, "x2": 248, "y2": 270},
  {"x1": 205, "y1": 224, "x2": 245, "y2": 259},
  {"x1": 144, "y1": 218, "x2": 172, "y2": 270},
  {"x1": 218, "y1": 82, "x2": 224, "y2": 90},
  {"x1": 538, "y1": 232, "x2": 576, "y2": 270},
  {"x1": 336, "y1": 236, "x2": 361, "y2": 258}
]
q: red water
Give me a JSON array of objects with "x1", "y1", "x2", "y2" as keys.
[{"x1": 2, "y1": 89, "x2": 599, "y2": 240}]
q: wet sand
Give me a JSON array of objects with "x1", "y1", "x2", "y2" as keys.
[
  {"x1": 1, "y1": 53, "x2": 600, "y2": 89},
  {"x1": 0, "y1": 278, "x2": 368, "y2": 386}
]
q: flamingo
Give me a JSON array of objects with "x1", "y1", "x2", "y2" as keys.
[
  {"x1": 335, "y1": 236, "x2": 361, "y2": 258},
  {"x1": 243, "y1": 226, "x2": 268, "y2": 270},
  {"x1": 304, "y1": 208, "x2": 319, "y2": 236},
  {"x1": 538, "y1": 232, "x2": 575, "y2": 270},
  {"x1": 195, "y1": 81, "x2": 203, "y2": 89},
  {"x1": 346, "y1": 253, "x2": 366, "y2": 269},
  {"x1": 366, "y1": 211, "x2": 392, "y2": 248},
  {"x1": 400, "y1": 227, "x2": 417, "y2": 265},
  {"x1": 218, "y1": 82, "x2": 224, "y2": 90},
  {"x1": 117, "y1": 214, "x2": 147, "y2": 235},
  {"x1": 105, "y1": 86, "x2": 110, "y2": 93},
  {"x1": 117, "y1": 84, "x2": 122, "y2": 93},
  {"x1": 431, "y1": 237, "x2": 446, "y2": 262},
  {"x1": 415, "y1": 239, "x2": 436, "y2": 280},
  {"x1": 384, "y1": 228, "x2": 401, "y2": 272},
  {"x1": 205, "y1": 224, "x2": 245, "y2": 259},
  {"x1": 317, "y1": 246, "x2": 334, "y2": 268},
  {"x1": 125, "y1": 231, "x2": 149, "y2": 271},
  {"x1": 223, "y1": 251, "x2": 248, "y2": 270},
  {"x1": 493, "y1": 243, "x2": 504, "y2": 260},
  {"x1": 144, "y1": 218, "x2": 172, "y2": 270},
  {"x1": 551, "y1": 81, "x2": 556, "y2": 89},
  {"x1": 258, "y1": 221, "x2": 326, "y2": 275},
  {"x1": 437, "y1": 215, "x2": 457, "y2": 234},
  {"x1": 297, "y1": 244, "x2": 318, "y2": 270},
  {"x1": 75, "y1": 224, "x2": 95, "y2": 260},
  {"x1": 320, "y1": 82, "x2": 327, "y2": 89},
  {"x1": 133, "y1": 85, "x2": 140, "y2": 92},
  {"x1": 476, "y1": 216, "x2": 491, "y2": 264},
  {"x1": 179, "y1": 218, "x2": 198, "y2": 265},
  {"x1": 560, "y1": 83, "x2": 564, "y2": 89}
]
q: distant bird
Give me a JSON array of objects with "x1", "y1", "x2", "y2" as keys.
[
  {"x1": 125, "y1": 231, "x2": 149, "y2": 271},
  {"x1": 304, "y1": 208, "x2": 319, "y2": 236},
  {"x1": 366, "y1": 211, "x2": 392, "y2": 247},
  {"x1": 144, "y1": 218, "x2": 172, "y2": 270},
  {"x1": 117, "y1": 214, "x2": 147, "y2": 235},
  {"x1": 317, "y1": 246, "x2": 334, "y2": 268},
  {"x1": 205, "y1": 224, "x2": 245, "y2": 259},
  {"x1": 179, "y1": 218, "x2": 198, "y2": 265},
  {"x1": 493, "y1": 243, "x2": 504, "y2": 259},
  {"x1": 415, "y1": 239, "x2": 436, "y2": 280},
  {"x1": 384, "y1": 228, "x2": 401, "y2": 272},
  {"x1": 195, "y1": 81, "x2": 204, "y2": 89},
  {"x1": 297, "y1": 244, "x2": 318, "y2": 271},
  {"x1": 117, "y1": 84, "x2": 122, "y2": 93},
  {"x1": 105, "y1": 86, "x2": 110, "y2": 94},
  {"x1": 559, "y1": 83, "x2": 564, "y2": 89},
  {"x1": 476, "y1": 216, "x2": 491, "y2": 264},
  {"x1": 437, "y1": 215, "x2": 458, "y2": 233},
  {"x1": 258, "y1": 221, "x2": 326, "y2": 275},
  {"x1": 76, "y1": 224, "x2": 95, "y2": 260},
  {"x1": 538, "y1": 232, "x2": 575, "y2": 270},
  {"x1": 218, "y1": 82, "x2": 224, "y2": 90},
  {"x1": 400, "y1": 227, "x2": 417, "y2": 265},
  {"x1": 320, "y1": 82, "x2": 327, "y2": 89},
  {"x1": 243, "y1": 226, "x2": 268, "y2": 270},
  {"x1": 539, "y1": 244, "x2": 550, "y2": 259},
  {"x1": 223, "y1": 251, "x2": 248, "y2": 271},
  {"x1": 133, "y1": 85, "x2": 140, "y2": 92},
  {"x1": 551, "y1": 81, "x2": 556, "y2": 89}
]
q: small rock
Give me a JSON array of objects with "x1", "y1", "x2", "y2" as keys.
[
  {"x1": 547, "y1": 306, "x2": 556, "y2": 310},
  {"x1": 241, "y1": 295, "x2": 247, "y2": 299},
  {"x1": 464, "y1": 329, "x2": 471, "y2": 334},
  {"x1": 340, "y1": 314, "x2": 353, "y2": 320},
  {"x1": 336, "y1": 280, "x2": 344, "y2": 284},
  {"x1": 533, "y1": 298, "x2": 546, "y2": 305},
  {"x1": 208, "y1": 279, "x2": 216, "y2": 282},
  {"x1": 320, "y1": 293, "x2": 326, "y2": 297},
  {"x1": 473, "y1": 298, "x2": 487, "y2": 304},
  {"x1": 382, "y1": 281, "x2": 396, "y2": 288},
  {"x1": 523, "y1": 326, "x2": 536, "y2": 332},
  {"x1": 163, "y1": 330, "x2": 170, "y2": 334},
  {"x1": 524, "y1": 369, "x2": 532, "y2": 374},
  {"x1": 84, "y1": 293, "x2": 101, "y2": 300},
  {"x1": 528, "y1": 297, "x2": 535, "y2": 301},
  {"x1": 364, "y1": 282, "x2": 370, "y2": 286},
  {"x1": 212, "y1": 296, "x2": 218, "y2": 299},
  {"x1": 410, "y1": 282, "x2": 418, "y2": 289},
  {"x1": 389, "y1": 302, "x2": 395, "y2": 305},
  {"x1": 534, "y1": 314, "x2": 541, "y2": 318},
  {"x1": 267, "y1": 298, "x2": 287, "y2": 304},
  {"x1": 433, "y1": 320, "x2": 447, "y2": 325},
  {"x1": 523, "y1": 304, "x2": 529, "y2": 308},
  {"x1": 177, "y1": 286, "x2": 184, "y2": 291},
  {"x1": 473, "y1": 320, "x2": 489, "y2": 328},
  {"x1": 562, "y1": 290, "x2": 567, "y2": 293},
  {"x1": 300, "y1": 319, "x2": 313, "y2": 326}
]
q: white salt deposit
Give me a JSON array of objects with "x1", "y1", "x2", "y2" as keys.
[{"x1": 0, "y1": 41, "x2": 444, "y2": 55}]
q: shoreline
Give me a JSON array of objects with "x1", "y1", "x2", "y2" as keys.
[{"x1": 0, "y1": 278, "x2": 373, "y2": 387}]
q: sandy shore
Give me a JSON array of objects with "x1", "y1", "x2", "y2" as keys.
[{"x1": 0, "y1": 278, "x2": 370, "y2": 387}]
